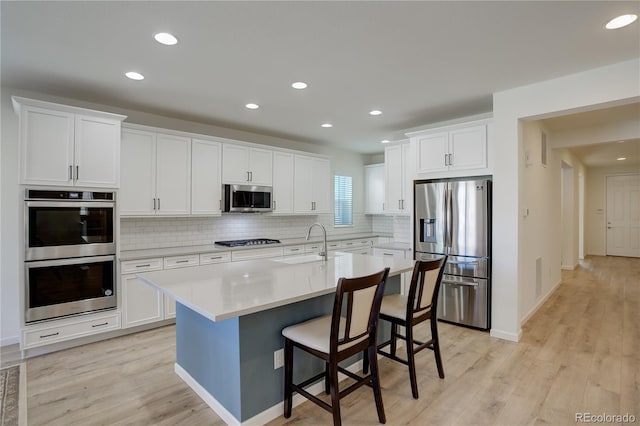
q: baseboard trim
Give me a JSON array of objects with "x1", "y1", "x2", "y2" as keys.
[
  {"x1": 1, "y1": 336, "x2": 20, "y2": 347},
  {"x1": 175, "y1": 358, "x2": 369, "y2": 425},
  {"x1": 520, "y1": 278, "x2": 563, "y2": 326},
  {"x1": 489, "y1": 328, "x2": 522, "y2": 342}
]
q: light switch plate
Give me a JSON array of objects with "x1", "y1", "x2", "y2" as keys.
[{"x1": 274, "y1": 348, "x2": 284, "y2": 369}]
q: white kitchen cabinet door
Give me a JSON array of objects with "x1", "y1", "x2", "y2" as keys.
[
  {"x1": 272, "y1": 151, "x2": 294, "y2": 214},
  {"x1": 19, "y1": 105, "x2": 75, "y2": 186},
  {"x1": 164, "y1": 297, "x2": 176, "y2": 319},
  {"x1": 448, "y1": 125, "x2": 487, "y2": 171},
  {"x1": 248, "y1": 147, "x2": 273, "y2": 186},
  {"x1": 155, "y1": 134, "x2": 191, "y2": 216},
  {"x1": 121, "y1": 275, "x2": 164, "y2": 328},
  {"x1": 384, "y1": 142, "x2": 412, "y2": 215},
  {"x1": 416, "y1": 132, "x2": 448, "y2": 174},
  {"x1": 191, "y1": 139, "x2": 222, "y2": 215},
  {"x1": 311, "y1": 157, "x2": 331, "y2": 213},
  {"x1": 414, "y1": 124, "x2": 487, "y2": 174},
  {"x1": 385, "y1": 145, "x2": 403, "y2": 214},
  {"x1": 222, "y1": 144, "x2": 273, "y2": 185},
  {"x1": 74, "y1": 114, "x2": 121, "y2": 188},
  {"x1": 294, "y1": 155, "x2": 315, "y2": 213},
  {"x1": 222, "y1": 144, "x2": 250, "y2": 184},
  {"x1": 120, "y1": 129, "x2": 157, "y2": 216},
  {"x1": 365, "y1": 164, "x2": 385, "y2": 214}
]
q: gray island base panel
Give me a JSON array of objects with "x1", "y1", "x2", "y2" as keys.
[
  {"x1": 137, "y1": 252, "x2": 413, "y2": 424},
  {"x1": 176, "y1": 276, "x2": 399, "y2": 424}
]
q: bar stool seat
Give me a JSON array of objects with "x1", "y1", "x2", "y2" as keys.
[{"x1": 282, "y1": 316, "x2": 369, "y2": 353}]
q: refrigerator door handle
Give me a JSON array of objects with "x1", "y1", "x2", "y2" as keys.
[
  {"x1": 442, "y1": 278, "x2": 479, "y2": 287},
  {"x1": 448, "y1": 260, "x2": 480, "y2": 265}
]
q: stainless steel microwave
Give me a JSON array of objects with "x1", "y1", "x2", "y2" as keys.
[{"x1": 222, "y1": 184, "x2": 272, "y2": 212}]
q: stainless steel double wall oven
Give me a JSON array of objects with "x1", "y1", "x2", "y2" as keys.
[{"x1": 24, "y1": 190, "x2": 116, "y2": 322}]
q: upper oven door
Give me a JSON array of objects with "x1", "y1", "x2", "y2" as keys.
[{"x1": 26, "y1": 200, "x2": 115, "y2": 260}]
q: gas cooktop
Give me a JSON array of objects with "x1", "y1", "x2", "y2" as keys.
[{"x1": 215, "y1": 238, "x2": 281, "y2": 247}]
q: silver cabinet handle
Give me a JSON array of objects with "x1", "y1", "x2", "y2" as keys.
[
  {"x1": 444, "y1": 154, "x2": 448, "y2": 166},
  {"x1": 40, "y1": 332, "x2": 59, "y2": 339},
  {"x1": 219, "y1": 199, "x2": 223, "y2": 210},
  {"x1": 398, "y1": 200, "x2": 402, "y2": 209},
  {"x1": 91, "y1": 322, "x2": 109, "y2": 328},
  {"x1": 249, "y1": 171, "x2": 253, "y2": 182},
  {"x1": 69, "y1": 165, "x2": 73, "y2": 180},
  {"x1": 153, "y1": 198, "x2": 157, "y2": 210},
  {"x1": 76, "y1": 165, "x2": 79, "y2": 180},
  {"x1": 158, "y1": 198, "x2": 160, "y2": 210},
  {"x1": 135, "y1": 264, "x2": 151, "y2": 268},
  {"x1": 247, "y1": 171, "x2": 250, "y2": 181},
  {"x1": 383, "y1": 253, "x2": 394, "y2": 256},
  {"x1": 273, "y1": 200, "x2": 276, "y2": 210},
  {"x1": 175, "y1": 260, "x2": 189, "y2": 264},
  {"x1": 209, "y1": 256, "x2": 223, "y2": 260}
]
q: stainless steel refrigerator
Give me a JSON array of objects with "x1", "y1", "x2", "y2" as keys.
[{"x1": 414, "y1": 177, "x2": 491, "y2": 330}]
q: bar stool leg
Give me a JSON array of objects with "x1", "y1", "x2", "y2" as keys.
[
  {"x1": 390, "y1": 323, "x2": 398, "y2": 357},
  {"x1": 431, "y1": 316, "x2": 445, "y2": 379},
  {"x1": 325, "y1": 362, "x2": 331, "y2": 394},
  {"x1": 405, "y1": 323, "x2": 419, "y2": 399},
  {"x1": 284, "y1": 339, "x2": 294, "y2": 417},
  {"x1": 368, "y1": 344, "x2": 386, "y2": 424},
  {"x1": 329, "y1": 360, "x2": 342, "y2": 426}
]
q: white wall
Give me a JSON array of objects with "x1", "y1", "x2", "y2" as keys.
[
  {"x1": 492, "y1": 58, "x2": 640, "y2": 341},
  {"x1": 585, "y1": 164, "x2": 640, "y2": 256},
  {"x1": 0, "y1": 87, "x2": 372, "y2": 346}
]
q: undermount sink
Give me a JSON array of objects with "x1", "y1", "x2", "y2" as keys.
[{"x1": 272, "y1": 253, "x2": 345, "y2": 265}]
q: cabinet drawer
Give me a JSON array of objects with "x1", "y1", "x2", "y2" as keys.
[
  {"x1": 22, "y1": 312, "x2": 120, "y2": 349},
  {"x1": 284, "y1": 245, "x2": 305, "y2": 255},
  {"x1": 231, "y1": 246, "x2": 284, "y2": 261},
  {"x1": 199, "y1": 251, "x2": 231, "y2": 265},
  {"x1": 326, "y1": 242, "x2": 340, "y2": 251},
  {"x1": 373, "y1": 248, "x2": 407, "y2": 260},
  {"x1": 305, "y1": 243, "x2": 323, "y2": 253},
  {"x1": 164, "y1": 254, "x2": 199, "y2": 269},
  {"x1": 121, "y1": 258, "x2": 163, "y2": 274}
]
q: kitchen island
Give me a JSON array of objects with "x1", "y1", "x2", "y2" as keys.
[{"x1": 137, "y1": 252, "x2": 414, "y2": 425}]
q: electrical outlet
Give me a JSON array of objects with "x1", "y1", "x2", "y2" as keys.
[{"x1": 274, "y1": 348, "x2": 284, "y2": 369}]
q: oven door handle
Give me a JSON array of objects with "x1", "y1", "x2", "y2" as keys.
[
  {"x1": 25, "y1": 255, "x2": 115, "y2": 268},
  {"x1": 25, "y1": 201, "x2": 115, "y2": 208}
]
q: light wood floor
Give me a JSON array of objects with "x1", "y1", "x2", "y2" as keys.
[{"x1": 24, "y1": 255, "x2": 639, "y2": 425}]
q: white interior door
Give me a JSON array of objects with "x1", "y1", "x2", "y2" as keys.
[{"x1": 606, "y1": 174, "x2": 640, "y2": 257}]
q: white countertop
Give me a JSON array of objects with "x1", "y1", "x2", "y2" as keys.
[
  {"x1": 120, "y1": 233, "x2": 391, "y2": 261},
  {"x1": 137, "y1": 252, "x2": 414, "y2": 322}
]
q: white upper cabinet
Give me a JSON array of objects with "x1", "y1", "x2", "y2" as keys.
[
  {"x1": 272, "y1": 151, "x2": 294, "y2": 214},
  {"x1": 384, "y1": 142, "x2": 413, "y2": 216},
  {"x1": 191, "y1": 139, "x2": 222, "y2": 216},
  {"x1": 222, "y1": 144, "x2": 272, "y2": 186},
  {"x1": 294, "y1": 155, "x2": 330, "y2": 214},
  {"x1": 364, "y1": 164, "x2": 385, "y2": 214},
  {"x1": 13, "y1": 97, "x2": 126, "y2": 188},
  {"x1": 120, "y1": 128, "x2": 191, "y2": 216},
  {"x1": 411, "y1": 123, "x2": 487, "y2": 175}
]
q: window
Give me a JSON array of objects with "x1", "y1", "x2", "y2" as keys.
[{"x1": 334, "y1": 175, "x2": 353, "y2": 226}]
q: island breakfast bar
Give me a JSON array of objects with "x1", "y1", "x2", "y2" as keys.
[{"x1": 137, "y1": 252, "x2": 415, "y2": 425}]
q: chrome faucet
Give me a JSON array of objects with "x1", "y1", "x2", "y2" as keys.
[{"x1": 306, "y1": 223, "x2": 328, "y2": 261}]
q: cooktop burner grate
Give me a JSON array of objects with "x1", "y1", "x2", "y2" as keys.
[{"x1": 215, "y1": 238, "x2": 281, "y2": 247}]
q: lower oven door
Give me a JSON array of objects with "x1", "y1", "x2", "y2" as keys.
[
  {"x1": 436, "y1": 275, "x2": 489, "y2": 330},
  {"x1": 25, "y1": 255, "x2": 116, "y2": 323}
]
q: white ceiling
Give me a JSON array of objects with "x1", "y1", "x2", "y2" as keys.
[{"x1": 2, "y1": 1, "x2": 639, "y2": 154}]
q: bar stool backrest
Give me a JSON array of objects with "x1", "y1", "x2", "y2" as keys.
[{"x1": 407, "y1": 257, "x2": 447, "y2": 320}]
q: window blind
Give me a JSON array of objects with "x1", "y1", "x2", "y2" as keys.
[{"x1": 334, "y1": 175, "x2": 353, "y2": 226}]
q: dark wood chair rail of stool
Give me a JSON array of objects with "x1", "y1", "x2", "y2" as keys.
[
  {"x1": 365, "y1": 256, "x2": 447, "y2": 399},
  {"x1": 282, "y1": 267, "x2": 390, "y2": 426}
]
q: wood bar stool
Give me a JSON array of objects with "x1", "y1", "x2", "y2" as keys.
[
  {"x1": 282, "y1": 268, "x2": 390, "y2": 426},
  {"x1": 373, "y1": 257, "x2": 447, "y2": 399}
]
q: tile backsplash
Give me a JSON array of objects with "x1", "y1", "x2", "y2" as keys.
[
  {"x1": 372, "y1": 215, "x2": 411, "y2": 243},
  {"x1": 120, "y1": 213, "x2": 374, "y2": 250}
]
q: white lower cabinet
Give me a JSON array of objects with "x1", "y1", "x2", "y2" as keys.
[
  {"x1": 373, "y1": 247, "x2": 412, "y2": 294},
  {"x1": 121, "y1": 258, "x2": 164, "y2": 328},
  {"x1": 22, "y1": 311, "x2": 121, "y2": 350}
]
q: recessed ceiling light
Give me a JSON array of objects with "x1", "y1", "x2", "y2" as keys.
[
  {"x1": 605, "y1": 14, "x2": 638, "y2": 29},
  {"x1": 125, "y1": 71, "x2": 144, "y2": 80},
  {"x1": 381, "y1": 140, "x2": 390, "y2": 144},
  {"x1": 245, "y1": 103, "x2": 259, "y2": 110},
  {"x1": 617, "y1": 157, "x2": 627, "y2": 161},
  {"x1": 369, "y1": 110, "x2": 382, "y2": 116},
  {"x1": 292, "y1": 82, "x2": 308, "y2": 90},
  {"x1": 154, "y1": 32, "x2": 178, "y2": 45},
  {"x1": 321, "y1": 123, "x2": 333, "y2": 128}
]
